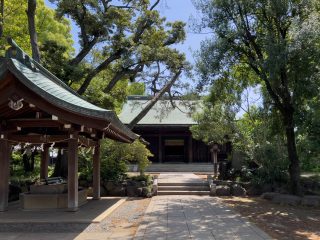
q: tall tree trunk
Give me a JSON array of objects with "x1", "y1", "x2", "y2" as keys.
[
  {"x1": 0, "y1": 0, "x2": 4, "y2": 39},
  {"x1": 22, "y1": 153, "x2": 31, "y2": 172},
  {"x1": 27, "y1": 0, "x2": 41, "y2": 62},
  {"x1": 284, "y1": 110, "x2": 301, "y2": 195},
  {"x1": 128, "y1": 70, "x2": 182, "y2": 129},
  {"x1": 52, "y1": 149, "x2": 68, "y2": 178},
  {"x1": 30, "y1": 151, "x2": 37, "y2": 172}
]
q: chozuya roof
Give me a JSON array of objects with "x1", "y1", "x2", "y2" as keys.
[
  {"x1": 119, "y1": 95, "x2": 199, "y2": 126},
  {"x1": 0, "y1": 38, "x2": 138, "y2": 142}
]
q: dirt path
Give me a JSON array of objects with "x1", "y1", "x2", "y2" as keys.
[{"x1": 83, "y1": 197, "x2": 151, "y2": 238}]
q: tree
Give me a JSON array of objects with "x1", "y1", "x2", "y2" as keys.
[
  {"x1": 0, "y1": 0, "x2": 73, "y2": 56},
  {"x1": 50, "y1": 0, "x2": 188, "y2": 123},
  {"x1": 0, "y1": 0, "x2": 4, "y2": 39},
  {"x1": 27, "y1": 0, "x2": 41, "y2": 62},
  {"x1": 194, "y1": 0, "x2": 320, "y2": 195}
]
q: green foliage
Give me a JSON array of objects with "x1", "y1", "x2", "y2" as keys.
[
  {"x1": 191, "y1": 99, "x2": 236, "y2": 144},
  {"x1": 1, "y1": 0, "x2": 73, "y2": 55},
  {"x1": 296, "y1": 98, "x2": 320, "y2": 172},
  {"x1": 128, "y1": 174, "x2": 152, "y2": 185},
  {"x1": 127, "y1": 82, "x2": 145, "y2": 95},
  {"x1": 78, "y1": 148, "x2": 93, "y2": 183},
  {"x1": 83, "y1": 72, "x2": 129, "y2": 113},
  {"x1": 10, "y1": 149, "x2": 41, "y2": 186},
  {"x1": 50, "y1": 0, "x2": 187, "y2": 99},
  {"x1": 193, "y1": 0, "x2": 320, "y2": 193},
  {"x1": 252, "y1": 140, "x2": 289, "y2": 185},
  {"x1": 99, "y1": 139, "x2": 152, "y2": 181}
]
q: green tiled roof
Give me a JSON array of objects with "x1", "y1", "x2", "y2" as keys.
[
  {"x1": 119, "y1": 96, "x2": 199, "y2": 125},
  {"x1": 9, "y1": 58, "x2": 112, "y2": 117},
  {"x1": 0, "y1": 39, "x2": 137, "y2": 141}
]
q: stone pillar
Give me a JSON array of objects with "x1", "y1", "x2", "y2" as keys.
[
  {"x1": 188, "y1": 136, "x2": 193, "y2": 163},
  {"x1": 0, "y1": 133, "x2": 10, "y2": 212},
  {"x1": 158, "y1": 135, "x2": 162, "y2": 163},
  {"x1": 212, "y1": 143, "x2": 219, "y2": 177},
  {"x1": 40, "y1": 144, "x2": 49, "y2": 179},
  {"x1": 93, "y1": 142, "x2": 101, "y2": 200},
  {"x1": 68, "y1": 133, "x2": 78, "y2": 211}
]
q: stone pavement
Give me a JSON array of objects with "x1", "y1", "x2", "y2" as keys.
[
  {"x1": 135, "y1": 173, "x2": 271, "y2": 240},
  {"x1": 134, "y1": 195, "x2": 272, "y2": 240}
]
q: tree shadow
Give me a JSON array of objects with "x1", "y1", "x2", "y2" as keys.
[{"x1": 220, "y1": 196, "x2": 320, "y2": 240}]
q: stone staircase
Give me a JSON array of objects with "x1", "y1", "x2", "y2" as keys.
[
  {"x1": 144, "y1": 163, "x2": 214, "y2": 173},
  {"x1": 157, "y1": 182, "x2": 210, "y2": 195},
  {"x1": 156, "y1": 173, "x2": 210, "y2": 195}
]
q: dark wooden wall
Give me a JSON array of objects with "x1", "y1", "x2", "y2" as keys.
[{"x1": 133, "y1": 125, "x2": 212, "y2": 163}]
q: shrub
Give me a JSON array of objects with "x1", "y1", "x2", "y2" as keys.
[
  {"x1": 100, "y1": 139, "x2": 152, "y2": 181},
  {"x1": 129, "y1": 174, "x2": 153, "y2": 185},
  {"x1": 251, "y1": 142, "x2": 289, "y2": 187}
]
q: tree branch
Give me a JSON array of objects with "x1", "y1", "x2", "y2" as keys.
[
  {"x1": 69, "y1": 37, "x2": 98, "y2": 66},
  {"x1": 150, "y1": 0, "x2": 160, "y2": 10},
  {"x1": 128, "y1": 69, "x2": 182, "y2": 129},
  {"x1": 77, "y1": 48, "x2": 124, "y2": 95},
  {"x1": 103, "y1": 63, "x2": 144, "y2": 93},
  {"x1": 27, "y1": 0, "x2": 41, "y2": 62}
]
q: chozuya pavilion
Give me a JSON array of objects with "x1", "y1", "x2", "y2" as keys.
[{"x1": 0, "y1": 39, "x2": 138, "y2": 212}]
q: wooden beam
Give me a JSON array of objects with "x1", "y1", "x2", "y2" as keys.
[
  {"x1": 8, "y1": 134, "x2": 70, "y2": 144},
  {"x1": 6, "y1": 119, "x2": 64, "y2": 128},
  {"x1": 68, "y1": 133, "x2": 78, "y2": 211},
  {"x1": 78, "y1": 135, "x2": 98, "y2": 147},
  {"x1": 92, "y1": 142, "x2": 101, "y2": 200},
  {"x1": 0, "y1": 133, "x2": 10, "y2": 211}
]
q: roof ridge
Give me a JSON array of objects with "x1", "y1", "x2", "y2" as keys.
[
  {"x1": 127, "y1": 95, "x2": 184, "y2": 100},
  {"x1": 5, "y1": 38, "x2": 83, "y2": 98}
]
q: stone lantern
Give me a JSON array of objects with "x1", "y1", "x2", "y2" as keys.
[{"x1": 210, "y1": 142, "x2": 219, "y2": 177}]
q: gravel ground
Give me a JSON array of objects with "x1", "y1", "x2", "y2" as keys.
[
  {"x1": 0, "y1": 197, "x2": 151, "y2": 235},
  {"x1": 84, "y1": 197, "x2": 151, "y2": 233}
]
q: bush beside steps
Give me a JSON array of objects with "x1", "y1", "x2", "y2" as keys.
[{"x1": 209, "y1": 182, "x2": 246, "y2": 197}]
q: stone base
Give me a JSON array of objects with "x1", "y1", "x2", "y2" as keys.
[
  {"x1": 20, "y1": 189, "x2": 87, "y2": 210},
  {"x1": 29, "y1": 184, "x2": 67, "y2": 194}
]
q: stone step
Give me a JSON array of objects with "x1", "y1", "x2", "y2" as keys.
[
  {"x1": 158, "y1": 182, "x2": 208, "y2": 186},
  {"x1": 157, "y1": 190, "x2": 210, "y2": 195},
  {"x1": 129, "y1": 164, "x2": 214, "y2": 173},
  {"x1": 158, "y1": 186, "x2": 210, "y2": 191}
]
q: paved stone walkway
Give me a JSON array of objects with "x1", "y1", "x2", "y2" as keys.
[
  {"x1": 135, "y1": 173, "x2": 271, "y2": 240},
  {"x1": 135, "y1": 195, "x2": 271, "y2": 240}
]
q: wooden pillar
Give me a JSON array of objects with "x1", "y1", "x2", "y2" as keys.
[
  {"x1": 93, "y1": 142, "x2": 100, "y2": 200},
  {"x1": 158, "y1": 135, "x2": 162, "y2": 163},
  {"x1": 0, "y1": 133, "x2": 10, "y2": 212},
  {"x1": 40, "y1": 144, "x2": 49, "y2": 179},
  {"x1": 188, "y1": 136, "x2": 193, "y2": 163},
  {"x1": 68, "y1": 133, "x2": 78, "y2": 211}
]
